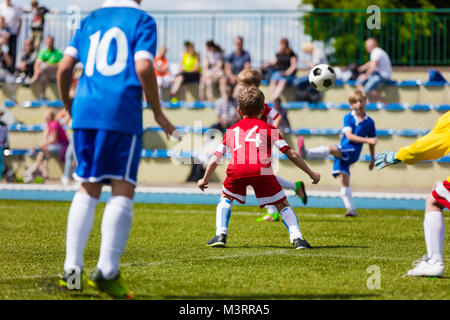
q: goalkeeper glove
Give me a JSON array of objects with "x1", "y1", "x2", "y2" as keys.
[{"x1": 375, "y1": 151, "x2": 401, "y2": 170}]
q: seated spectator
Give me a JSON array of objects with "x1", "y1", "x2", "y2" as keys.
[
  {"x1": 356, "y1": 38, "x2": 392, "y2": 102},
  {"x1": 169, "y1": 41, "x2": 201, "y2": 100},
  {"x1": 154, "y1": 46, "x2": 172, "y2": 98},
  {"x1": 0, "y1": 33, "x2": 13, "y2": 75},
  {"x1": 293, "y1": 42, "x2": 328, "y2": 90},
  {"x1": 210, "y1": 85, "x2": 240, "y2": 134},
  {"x1": 263, "y1": 38, "x2": 298, "y2": 102},
  {"x1": 15, "y1": 38, "x2": 37, "y2": 81},
  {"x1": 220, "y1": 36, "x2": 251, "y2": 98},
  {"x1": 199, "y1": 40, "x2": 224, "y2": 101},
  {"x1": 30, "y1": 36, "x2": 63, "y2": 99},
  {"x1": 271, "y1": 98, "x2": 290, "y2": 132},
  {"x1": 25, "y1": 109, "x2": 69, "y2": 183},
  {"x1": 0, "y1": 107, "x2": 9, "y2": 179}
]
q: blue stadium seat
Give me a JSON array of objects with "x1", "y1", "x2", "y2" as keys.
[
  {"x1": 21, "y1": 101, "x2": 45, "y2": 108},
  {"x1": 395, "y1": 129, "x2": 423, "y2": 137},
  {"x1": 399, "y1": 80, "x2": 420, "y2": 87},
  {"x1": 423, "y1": 81, "x2": 447, "y2": 87},
  {"x1": 334, "y1": 79, "x2": 345, "y2": 87},
  {"x1": 384, "y1": 103, "x2": 405, "y2": 111},
  {"x1": 185, "y1": 101, "x2": 206, "y2": 109},
  {"x1": 261, "y1": 79, "x2": 270, "y2": 86},
  {"x1": 437, "y1": 156, "x2": 450, "y2": 163},
  {"x1": 308, "y1": 102, "x2": 328, "y2": 110},
  {"x1": 4, "y1": 100, "x2": 15, "y2": 108},
  {"x1": 290, "y1": 128, "x2": 312, "y2": 135},
  {"x1": 410, "y1": 104, "x2": 432, "y2": 111},
  {"x1": 337, "y1": 103, "x2": 350, "y2": 110},
  {"x1": 346, "y1": 80, "x2": 357, "y2": 86},
  {"x1": 284, "y1": 101, "x2": 307, "y2": 109},
  {"x1": 385, "y1": 79, "x2": 398, "y2": 85},
  {"x1": 45, "y1": 100, "x2": 64, "y2": 108},
  {"x1": 435, "y1": 104, "x2": 450, "y2": 112},
  {"x1": 375, "y1": 129, "x2": 393, "y2": 137},
  {"x1": 365, "y1": 102, "x2": 381, "y2": 111}
]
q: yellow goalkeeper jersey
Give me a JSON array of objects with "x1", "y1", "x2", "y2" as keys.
[{"x1": 395, "y1": 111, "x2": 450, "y2": 182}]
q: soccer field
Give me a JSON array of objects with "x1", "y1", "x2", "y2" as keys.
[{"x1": 0, "y1": 199, "x2": 448, "y2": 300}]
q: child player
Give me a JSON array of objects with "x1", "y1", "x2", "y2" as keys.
[
  {"x1": 237, "y1": 69, "x2": 308, "y2": 222},
  {"x1": 376, "y1": 111, "x2": 450, "y2": 277},
  {"x1": 198, "y1": 86, "x2": 321, "y2": 249},
  {"x1": 298, "y1": 90, "x2": 377, "y2": 217},
  {"x1": 57, "y1": 0, "x2": 178, "y2": 298}
]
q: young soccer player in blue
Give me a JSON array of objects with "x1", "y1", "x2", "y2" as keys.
[
  {"x1": 298, "y1": 90, "x2": 377, "y2": 217},
  {"x1": 57, "y1": 0, "x2": 178, "y2": 299}
]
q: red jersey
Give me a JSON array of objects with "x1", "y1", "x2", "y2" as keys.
[
  {"x1": 260, "y1": 104, "x2": 280, "y2": 123},
  {"x1": 214, "y1": 117, "x2": 291, "y2": 178}
]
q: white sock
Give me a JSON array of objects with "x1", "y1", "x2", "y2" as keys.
[
  {"x1": 216, "y1": 198, "x2": 232, "y2": 235},
  {"x1": 266, "y1": 205, "x2": 277, "y2": 214},
  {"x1": 64, "y1": 192, "x2": 98, "y2": 272},
  {"x1": 340, "y1": 187, "x2": 355, "y2": 212},
  {"x1": 97, "y1": 196, "x2": 134, "y2": 279},
  {"x1": 276, "y1": 176, "x2": 296, "y2": 190},
  {"x1": 305, "y1": 145, "x2": 329, "y2": 159},
  {"x1": 423, "y1": 211, "x2": 445, "y2": 263},
  {"x1": 280, "y1": 207, "x2": 303, "y2": 243}
]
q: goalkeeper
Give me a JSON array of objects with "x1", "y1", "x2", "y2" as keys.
[{"x1": 375, "y1": 111, "x2": 450, "y2": 277}]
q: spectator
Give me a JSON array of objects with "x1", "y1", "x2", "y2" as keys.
[
  {"x1": 0, "y1": 0, "x2": 22, "y2": 65},
  {"x1": 30, "y1": 35, "x2": 62, "y2": 99},
  {"x1": 199, "y1": 40, "x2": 224, "y2": 101},
  {"x1": 293, "y1": 42, "x2": 328, "y2": 91},
  {"x1": 211, "y1": 84, "x2": 239, "y2": 134},
  {"x1": 15, "y1": 38, "x2": 36, "y2": 80},
  {"x1": 169, "y1": 40, "x2": 201, "y2": 100},
  {"x1": 0, "y1": 33, "x2": 12, "y2": 74},
  {"x1": 263, "y1": 38, "x2": 298, "y2": 102},
  {"x1": 271, "y1": 98, "x2": 290, "y2": 132},
  {"x1": 154, "y1": 46, "x2": 171, "y2": 98},
  {"x1": 221, "y1": 36, "x2": 251, "y2": 98},
  {"x1": 0, "y1": 15, "x2": 10, "y2": 40},
  {"x1": 0, "y1": 107, "x2": 9, "y2": 179},
  {"x1": 56, "y1": 109, "x2": 75, "y2": 186},
  {"x1": 23, "y1": 0, "x2": 58, "y2": 52},
  {"x1": 356, "y1": 38, "x2": 392, "y2": 102},
  {"x1": 24, "y1": 109, "x2": 69, "y2": 183}
]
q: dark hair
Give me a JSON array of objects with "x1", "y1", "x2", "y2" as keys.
[
  {"x1": 279, "y1": 38, "x2": 292, "y2": 55},
  {"x1": 206, "y1": 40, "x2": 223, "y2": 53},
  {"x1": 238, "y1": 86, "x2": 265, "y2": 116}
]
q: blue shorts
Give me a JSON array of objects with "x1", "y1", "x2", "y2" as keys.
[
  {"x1": 270, "y1": 71, "x2": 295, "y2": 86},
  {"x1": 73, "y1": 129, "x2": 142, "y2": 186},
  {"x1": 356, "y1": 72, "x2": 389, "y2": 92},
  {"x1": 332, "y1": 145, "x2": 360, "y2": 177}
]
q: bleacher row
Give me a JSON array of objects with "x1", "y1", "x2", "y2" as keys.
[{"x1": 260, "y1": 78, "x2": 449, "y2": 87}]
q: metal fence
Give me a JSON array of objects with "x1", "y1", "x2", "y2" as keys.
[{"x1": 16, "y1": 8, "x2": 450, "y2": 67}]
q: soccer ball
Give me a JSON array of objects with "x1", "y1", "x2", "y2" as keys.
[{"x1": 309, "y1": 64, "x2": 337, "y2": 91}]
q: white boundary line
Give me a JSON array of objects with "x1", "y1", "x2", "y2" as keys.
[{"x1": 0, "y1": 184, "x2": 428, "y2": 200}]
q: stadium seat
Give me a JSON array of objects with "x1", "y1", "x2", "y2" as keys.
[
  {"x1": 423, "y1": 81, "x2": 447, "y2": 87},
  {"x1": 375, "y1": 129, "x2": 393, "y2": 137},
  {"x1": 284, "y1": 101, "x2": 307, "y2": 109},
  {"x1": 399, "y1": 80, "x2": 420, "y2": 87},
  {"x1": 384, "y1": 103, "x2": 405, "y2": 111},
  {"x1": 366, "y1": 102, "x2": 382, "y2": 111},
  {"x1": 437, "y1": 156, "x2": 450, "y2": 163},
  {"x1": 410, "y1": 104, "x2": 432, "y2": 111},
  {"x1": 435, "y1": 104, "x2": 450, "y2": 111},
  {"x1": 395, "y1": 129, "x2": 424, "y2": 137}
]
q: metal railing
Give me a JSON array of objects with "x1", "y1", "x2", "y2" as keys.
[{"x1": 16, "y1": 8, "x2": 450, "y2": 67}]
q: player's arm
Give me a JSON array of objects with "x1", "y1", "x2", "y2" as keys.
[
  {"x1": 369, "y1": 144, "x2": 376, "y2": 170},
  {"x1": 284, "y1": 148, "x2": 320, "y2": 184},
  {"x1": 198, "y1": 154, "x2": 220, "y2": 191},
  {"x1": 57, "y1": 55, "x2": 78, "y2": 115},
  {"x1": 135, "y1": 59, "x2": 179, "y2": 140},
  {"x1": 343, "y1": 130, "x2": 377, "y2": 146}
]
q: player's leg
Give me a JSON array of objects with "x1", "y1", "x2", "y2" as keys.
[
  {"x1": 339, "y1": 172, "x2": 357, "y2": 217},
  {"x1": 207, "y1": 194, "x2": 234, "y2": 247},
  {"x1": 298, "y1": 137, "x2": 343, "y2": 160},
  {"x1": 269, "y1": 78, "x2": 287, "y2": 102},
  {"x1": 275, "y1": 199, "x2": 312, "y2": 249},
  {"x1": 61, "y1": 182, "x2": 102, "y2": 290},
  {"x1": 406, "y1": 191, "x2": 446, "y2": 277}
]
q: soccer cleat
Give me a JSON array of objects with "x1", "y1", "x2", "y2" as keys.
[
  {"x1": 88, "y1": 268, "x2": 134, "y2": 299},
  {"x1": 256, "y1": 212, "x2": 280, "y2": 222},
  {"x1": 206, "y1": 233, "x2": 227, "y2": 247},
  {"x1": 404, "y1": 259, "x2": 445, "y2": 278},
  {"x1": 59, "y1": 269, "x2": 83, "y2": 291},
  {"x1": 345, "y1": 210, "x2": 358, "y2": 217},
  {"x1": 295, "y1": 181, "x2": 308, "y2": 205},
  {"x1": 293, "y1": 238, "x2": 312, "y2": 249},
  {"x1": 297, "y1": 136, "x2": 306, "y2": 158}
]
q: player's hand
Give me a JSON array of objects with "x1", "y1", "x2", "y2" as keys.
[
  {"x1": 168, "y1": 129, "x2": 183, "y2": 142},
  {"x1": 366, "y1": 138, "x2": 377, "y2": 145},
  {"x1": 198, "y1": 178, "x2": 208, "y2": 191},
  {"x1": 375, "y1": 151, "x2": 401, "y2": 170},
  {"x1": 309, "y1": 171, "x2": 321, "y2": 184}
]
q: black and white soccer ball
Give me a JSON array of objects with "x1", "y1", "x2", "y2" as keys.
[{"x1": 308, "y1": 64, "x2": 337, "y2": 91}]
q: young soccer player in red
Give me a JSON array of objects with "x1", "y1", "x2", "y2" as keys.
[{"x1": 198, "y1": 86, "x2": 320, "y2": 249}]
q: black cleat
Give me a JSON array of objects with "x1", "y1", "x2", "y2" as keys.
[
  {"x1": 293, "y1": 238, "x2": 312, "y2": 249},
  {"x1": 206, "y1": 233, "x2": 227, "y2": 247}
]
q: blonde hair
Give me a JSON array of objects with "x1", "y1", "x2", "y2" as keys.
[
  {"x1": 348, "y1": 90, "x2": 367, "y2": 104},
  {"x1": 237, "y1": 69, "x2": 262, "y2": 87}
]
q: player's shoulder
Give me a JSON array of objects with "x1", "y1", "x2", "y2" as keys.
[{"x1": 343, "y1": 112, "x2": 355, "y2": 122}]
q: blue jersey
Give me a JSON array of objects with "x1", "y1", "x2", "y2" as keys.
[
  {"x1": 340, "y1": 111, "x2": 376, "y2": 156},
  {"x1": 65, "y1": 0, "x2": 157, "y2": 135}
]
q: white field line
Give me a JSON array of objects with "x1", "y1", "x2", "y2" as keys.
[
  {"x1": 3, "y1": 250, "x2": 449, "y2": 282},
  {"x1": 0, "y1": 184, "x2": 428, "y2": 200}
]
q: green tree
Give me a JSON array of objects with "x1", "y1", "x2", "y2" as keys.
[{"x1": 300, "y1": 0, "x2": 450, "y2": 65}]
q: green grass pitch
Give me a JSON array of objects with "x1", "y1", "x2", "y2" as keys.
[{"x1": 0, "y1": 199, "x2": 449, "y2": 300}]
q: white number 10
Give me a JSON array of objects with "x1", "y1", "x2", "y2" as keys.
[{"x1": 85, "y1": 27, "x2": 128, "y2": 77}]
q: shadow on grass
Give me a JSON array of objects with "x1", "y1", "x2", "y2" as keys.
[
  {"x1": 217, "y1": 245, "x2": 370, "y2": 250},
  {"x1": 159, "y1": 293, "x2": 381, "y2": 300}
]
